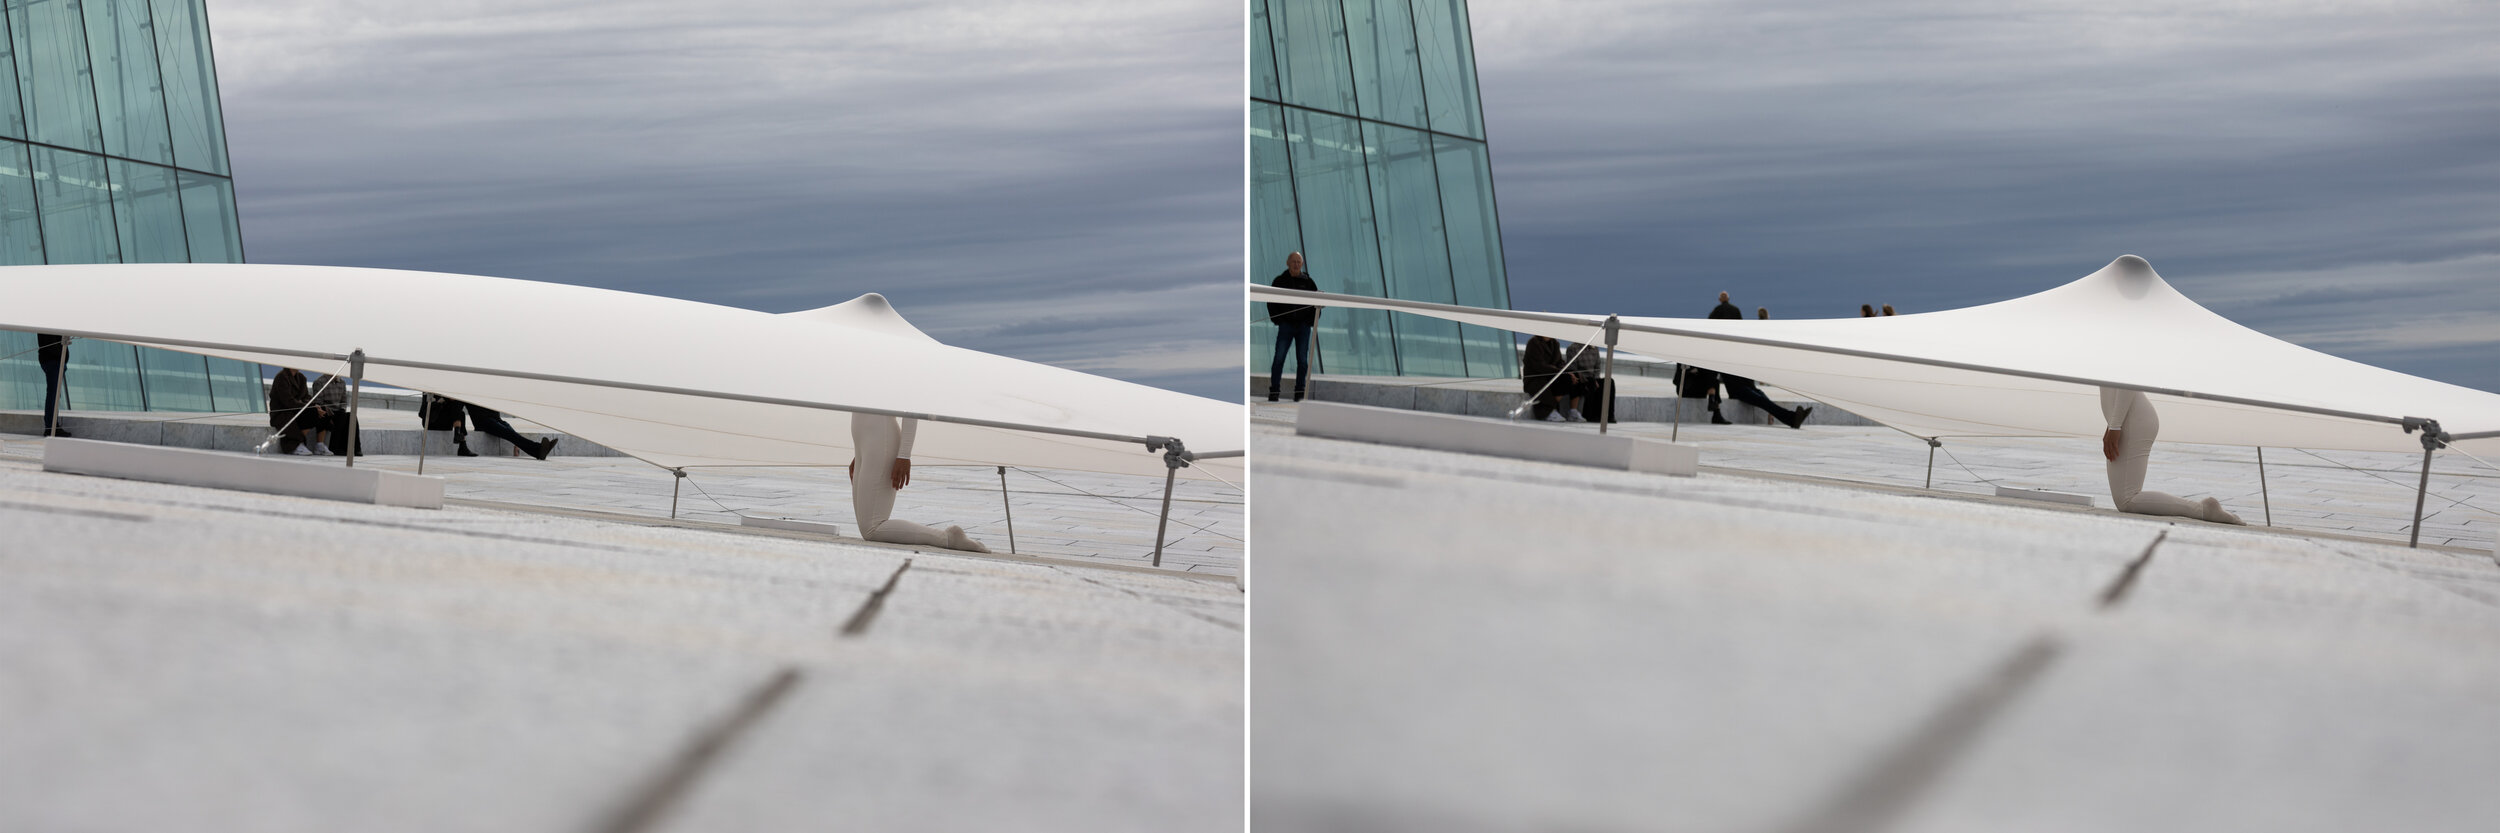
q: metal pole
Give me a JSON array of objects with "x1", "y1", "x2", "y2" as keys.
[
  {"x1": 2405, "y1": 418, "x2": 2445, "y2": 549},
  {"x1": 2255, "y1": 447, "x2": 2271, "y2": 527},
  {"x1": 345, "y1": 349, "x2": 364, "y2": 468},
  {"x1": 1671, "y1": 365, "x2": 1684, "y2": 442},
  {"x1": 1152, "y1": 463, "x2": 1178, "y2": 567},
  {"x1": 671, "y1": 468, "x2": 686, "y2": 520},
  {"x1": 998, "y1": 465, "x2": 1017, "y2": 555},
  {"x1": 1925, "y1": 438, "x2": 1940, "y2": 489},
  {"x1": 1599, "y1": 315, "x2": 1619, "y2": 435}
]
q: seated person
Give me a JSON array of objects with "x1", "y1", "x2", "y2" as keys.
[
  {"x1": 265, "y1": 367, "x2": 317, "y2": 454},
  {"x1": 1521, "y1": 335, "x2": 1576, "y2": 422}
]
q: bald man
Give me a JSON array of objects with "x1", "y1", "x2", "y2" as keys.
[{"x1": 1266, "y1": 251, "x2": 1320, "y2": 402}]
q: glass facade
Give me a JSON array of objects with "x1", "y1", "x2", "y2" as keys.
[
  {"x1": 1252, "y1": 0, "x2": 1514, "y2": 378},
  {"x1": 0, "y1": 0, "x2": 259, "y2": 414}
]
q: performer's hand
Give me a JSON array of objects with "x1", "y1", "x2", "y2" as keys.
[
  {"x1": 846, "y1": 459, "x2": 855, "y2": 481},
  {"x1": 891, "y1": 458, "x2": 912, "y2": 489},
  {"x1": 2102, "y1": 430, "x2": 2121, "y2": 461}
]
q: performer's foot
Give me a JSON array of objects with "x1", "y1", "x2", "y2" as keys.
[
  {"x1": 945, "y1": 526, "x2": 991, "y2": 553},
  {"x1": 2200, "y1": 497, "x2": 2247, "y2": 525},
  {"x1": 1266, "y1": 390, "x2": 1279, "y2": 402},
  {"x1": 529, "y1": 437, "x2": 557, "y2": 460},
  {"x1": 1710, "y1": 412, "x2": 1733, "y2": 425},
  {"x1": 1783, "y1": 406, "x2": 1815, "y2": 429},
  {"x1": 455, "y1": 444, "x2": 479, "y2": 457}
]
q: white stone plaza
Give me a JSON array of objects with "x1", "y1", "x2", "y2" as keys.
[
  {"x1": 1252, "y1": 400, "x2": 2500, "y2": 832},
  {"x1": 0, "y1": 433, "x2": 1241, "y2": 832}
]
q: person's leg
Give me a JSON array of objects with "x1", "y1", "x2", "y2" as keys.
[
  {"x1": 1724, "y1": 377, "x2": 1799, "y2": 424},
  {"x1": 39, "y1": 349, "x2": 63, "y2": 436},
  {"x1": 1268, "y1": 326, "x2": 1292, "y2": 400},
  {"x1": 848, "y1": 414, "x2": 985, "y2": 550},
  {"x1": 465, "y1": 406, "x2": 549, "y2": 458},
  {"x1": 1289, "y1": 325, "x2": 1312, "y2": 400}
]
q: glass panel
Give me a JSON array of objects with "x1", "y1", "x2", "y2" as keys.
[
  {"x1": 64, "y1": 336, "x2": 143, "y2": 410},
  {"x1": 1248, "y1": 101, "x2": 1300, "y2": 362},
  {"x1": 1250, "y1": 0, "x2": 1279, "y2": 102},
  {"x1": 174, "y1": 168, "x2": 236, "y2": 261},
  {"x1": 1345, "y1": 0, "x2": 1427, "y2": 128},
  {"x1": 1269, "y1": 0, "x2": 1356, "y2": 116},
  {"x1": 0, "y1": 139, "x2": 43, "y2": 264},
  {"x1": 148, "y1": 0, "x2": 224, "y2": 175},
  {"x1": 1411, "y1": 0, "x2": 1483, "y2": 139},
  {"x1": 204, "y1": 355, "x2": 259, "y2": 411},
  {"x1": 108, "y1": 157, "x2": 183, "y2": 261},
  {"x1": 1361, "y1": 120, "x2": 1463, "y2": 376},
  {"x1": 135, "y1": 344, "x2": 207, "y2": 410},
  {"x1": 1434, "y1": 134, "x2": 1513, "y2": 376},
  {"x1": 0, "y1": 329, "x2": 38, "y2": 408},
  {"x1": 86, "y1": 0, "x2": 172, "y2": 164},
  {"x1": 1282, "y1": 107, "x2": 1396, "y2": 375},
  {"x1": 8, "y1": 0, "x2": 102, "y2": 152},
  {"x1": 32, "y1": 145, "x2": 118, "y2": 262},
  {"x1": 0, "y1": 9, "x2": 27, "y2": 140}
]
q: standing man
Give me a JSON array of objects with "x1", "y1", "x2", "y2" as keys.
[
  {"x1": 1266, "y1": 251, "x2": 1320, "y2": 402},
  {"x1": 36, "y1": 333, "x2": 69, "y2": 438}
]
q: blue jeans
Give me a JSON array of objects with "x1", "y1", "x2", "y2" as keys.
[{"x1": 1269, "y1": 324, "x2": 1312, "y2": 397}]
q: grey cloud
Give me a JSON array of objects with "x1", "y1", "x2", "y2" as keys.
[
  {"x1": 1470, "y1": 0, "x2": 2500, "y2": 393},
  {"x1": 212, "y1": 0, "x2": 1244, "y2": 400}
]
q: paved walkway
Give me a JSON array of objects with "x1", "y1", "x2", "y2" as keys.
[
  {"x1": 0, "y1": 439, "x2": 1240, "y2": 832},
  {"x1": 1252, "y1": 401, "x2": 2500, "y2": 832}
]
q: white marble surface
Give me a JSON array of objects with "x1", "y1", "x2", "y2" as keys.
[
  {"x1": 0, "y1": 440, "x2": 1240, "y2": 832},
  {"x1": 1251, "y1": 401, "x2": 2500, "y2": 833}
]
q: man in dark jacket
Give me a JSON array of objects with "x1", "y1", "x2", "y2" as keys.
[
  {"x1": 1697, "y1": 290, "x2": 1814, "y2": 429},
  {"x1": 1520, "y1": 335, "x2": 1576, "y2": 421},
  {"x1": 36, "y1": 333, "x2": 69, "y2": 437},
  {"x1": 1266, "y1": 251, "x2": 1321, "y2": 402}
]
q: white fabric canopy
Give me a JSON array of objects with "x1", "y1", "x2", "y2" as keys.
[
  {"x1": 1255, "y1": 255, "x2": 2500, "y2": 457},
  {"x1": 4, "y1": 263, "x2": 1243, "y2": 481}
]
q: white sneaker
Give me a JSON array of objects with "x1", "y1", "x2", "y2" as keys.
[
  {"x1": 1544, "y1": 412, "x2": 1566, "y2": 422},
  {"x1": 290, "y1": 445, "x2": 313, "y2": 456},
  {"x1": 1565, "y1": 409, "x2": 1587, "y2": 422},
  {"x1": 309, "y1": 442, "x2": 332, "y2": 456}
]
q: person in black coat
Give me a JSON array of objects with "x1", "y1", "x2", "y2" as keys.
[
  {"x1": 1521, "y1": 335, "x2": 1578, "y2": 421},
  {"x1": 35, "y1": 333, "x2": 69, "y2": 437},
  {"x1": 1265, "y1": 251, "x2": 1321, "y2": 402},
  {"x1": 265, "y1": 367, "x2": 316, "y2": 454}
]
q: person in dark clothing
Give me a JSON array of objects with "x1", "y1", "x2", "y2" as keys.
[
  {"x1": 35, "y1": 333, "x2": 69, "y2": 437},
  {"x1": 265, "y1": 367, "x2": 317, "y2": 454},
  {"x1": 428, "y1": 394, "x2": 557, "y2": 460},
  {"x1": 1695, "y1": 291, "x2": 1815, "y2": 429},
  {"x1": 1520, "y1": 335, "x2": 1579, "y2": 421},
  {"x1": 1860, "y1": 304, "x2": 1876, "y2": 318},
  {"x1": 1266, "y1": 252, "x2": 1321, "y2": 402}
]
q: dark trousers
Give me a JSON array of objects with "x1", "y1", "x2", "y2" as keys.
[
  {"x1": 38, "y1": 348, "x2": 63, "y2": 435},
  {"x1": 1269, "y1": 324, "x2": 1312, "y2": 397},
  {"x1": 462, "y1": 404, "x2": 534, "y2": 451},
  {"x1": 1721, "y1": 375, "x2": 1797, "y2": 423}
]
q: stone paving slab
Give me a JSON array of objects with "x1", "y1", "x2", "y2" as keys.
[
  {"x1": 0, "y1": 442, "x2": 1241, "y2": 831},
  {"x1": 1250, "y1": 406, "x2": 2500, "y2": 832}
]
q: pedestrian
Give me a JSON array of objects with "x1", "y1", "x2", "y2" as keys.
[
  {"x1": 1266, "y1": 252, "x2": 1320, "y2": 402},
  {"x1": 35, "y1": 333, "x2": 69, "y2": 437}
]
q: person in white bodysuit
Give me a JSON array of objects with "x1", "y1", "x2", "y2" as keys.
[
  {"x1": 2100, "y1": 387, "x2": 2245, "y2": 524},
  {"x1": 849, "y1": 414, "x2": 991, "y2": 552}
]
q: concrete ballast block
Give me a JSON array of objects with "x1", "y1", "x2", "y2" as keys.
[
  {"x1": 1995, "y1": 486, "x2": 2096, "y2": 507},
  {"x1": 1296, "y1": 401, "x2": 1697, "y2": 476},
  {"x1": 42, "y1": 438, "x2": 444, "y2": 509}
]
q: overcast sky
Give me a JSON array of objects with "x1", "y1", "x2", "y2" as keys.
[
  {"x1": 209, "y1": 0, "x2": 1243, "y2": 399},
  {"x1": 1468, "y1": 0, "x2": 2500, "y2": 392}
]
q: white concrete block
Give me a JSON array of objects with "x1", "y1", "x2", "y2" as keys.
[
  {"x1": 1995, "y1": 486, "x2": 2096, "y2": 507},
  {"x1": 741, "y1": 515, "x2": 842, "y2": 536},
  {"x1": 42, "y1": 438, "x2": 443, "y2": 509},
  {"x1": 1296, "y1": 401, "x2": 1698, "y2": 476}
]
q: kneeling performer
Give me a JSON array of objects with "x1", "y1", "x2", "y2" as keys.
[
  {"x1": 850, "y1": 414, "x2": 992, "y2": 552},
  {"x1": 2101, "y1": 387, "x2": 2245, "y2": 525}
]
